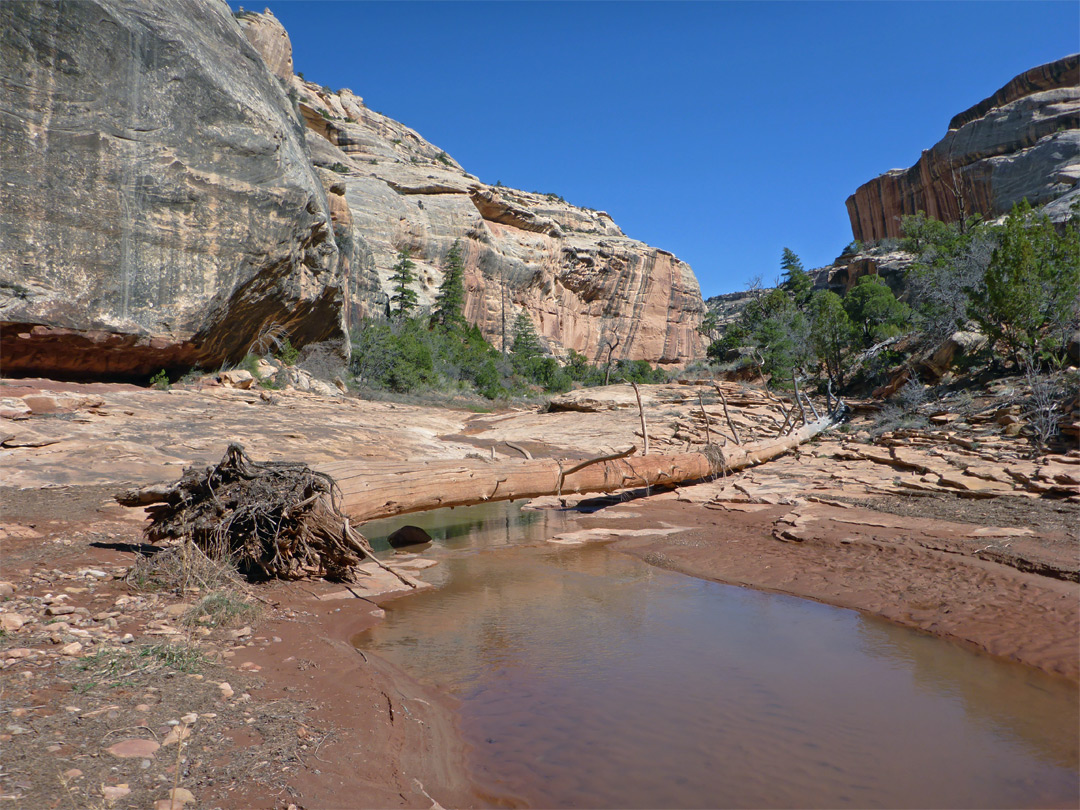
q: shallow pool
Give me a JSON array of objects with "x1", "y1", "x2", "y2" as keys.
[{"x1": 355, "y1": 502, "x2": 1079, "y2": 808}]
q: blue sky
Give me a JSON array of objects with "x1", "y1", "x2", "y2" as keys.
[{"x1": 247, "y1": 1, "x2": 1078, "y2": 298}]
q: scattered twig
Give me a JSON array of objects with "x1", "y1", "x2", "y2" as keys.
[{"x1": 504, "y1": 442, "x2": 532, "y2": 460}]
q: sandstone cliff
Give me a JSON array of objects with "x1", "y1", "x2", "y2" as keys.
[
  {"x1": 846, "y1": 55, "x2": 1080, "y2": 243},
  {"x1": 0, "y1": 1, "x2": 346, "y2": 378},
  {"x1": 240, "y1": 11, "x2": 704, "y2": 366}
]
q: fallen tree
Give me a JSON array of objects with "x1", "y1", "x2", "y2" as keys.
[
  {"x1": 119, "y1": 393, "x2": 845, "y2": 580},
  {"x1": 317, "y1": 406, "x2": 844, "y2": 523}
]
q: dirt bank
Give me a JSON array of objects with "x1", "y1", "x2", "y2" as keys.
[{"x1": 0, "y1": 485, "x2": 477, "y2": 810}]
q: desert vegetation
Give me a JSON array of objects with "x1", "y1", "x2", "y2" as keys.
[{"x1": 702, "y1": 202, "x2": 1078, "y2": 445}]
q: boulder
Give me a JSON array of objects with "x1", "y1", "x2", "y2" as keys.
[
  {"x1": 218, "y1": 370, "x2": 255, "y2": 390},
  {"x1": 0, "y1": 0, "x2": 347, "y2": 379},
  {"x1": 922, "y1": 330, "x2": 988, "y2": 378},
  {"x1": 1067, "y1": 331, "x2": 1080, "y2": 364},
  {"x1": 387, "y1": 525, "x2": 433, "y2": 548}
]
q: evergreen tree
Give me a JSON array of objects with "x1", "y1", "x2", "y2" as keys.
[
  {"x1": 389, "y1": 249, "x2": 418, "y2": 318},
  {"x1": 780, "y1": 247, "x2": 813, "y2": 310},
  {"x1": 843, "y1": 275, "x2": 911, "y2": 347},
  {"x1": 809, "y1": 290, "x2": 856, "y2": 387},
  {"x1": 431, "y1": 240, "x2": 467, "y2": 330},
  {"x1": 510, "y1": 311, "x2": 544, "y2": 365},
  {"x1": 969, "y1": 200, "x2": 1080, "y2": 363}
]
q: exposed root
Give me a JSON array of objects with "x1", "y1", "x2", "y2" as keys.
[{"x1": 135, "y1": 443, "x2": 376, "y2": 582}]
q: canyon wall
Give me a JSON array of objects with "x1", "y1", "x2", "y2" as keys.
[
  {"x1": 239, "y1": 11, "x2": 704, "y2": 366},
  {"x1": 0, "y1": 3, "x2": 702, "y2": 380},
  {"x1": 0, "y1": 0, "x2": 346, "y2": 378},
  {"x1": 846, "y1": 55, "x2": 1079, "y2": 243}
]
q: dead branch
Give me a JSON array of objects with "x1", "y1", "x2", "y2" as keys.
[
  {"x1": 504, "y1": 442, "x2": 533, "y2": 460},
  {"x1": 713, "y1": 384, "x2": 742, "y2": 445},
  {"x1": 629, "y1": 380, "x2": 649, "y2": 456},
  {"x1": 697, "y1": 392, "x2": 712, "y2": 446},
  {"x1": 792, "y1": 372, "x2": 808, "y2": 426}
]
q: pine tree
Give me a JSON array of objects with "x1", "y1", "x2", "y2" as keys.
[
  {"x1": 809, "y1": 290, "x2": 856, "y2": 388},
  {"x1": 780, "y1": 247, "x2": 813, "y2": 310},
  {"x1": 510, "y1": 311, "x2": 544, "y2": 366},
  {"x1": 389, "y1": 249, "x2": 418, "y2": 318},
  {"x1": 431, "y1": 241, "x2": 466, "y2": 330}
]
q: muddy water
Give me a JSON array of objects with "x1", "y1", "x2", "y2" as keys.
[{"x1": 355, "y1": 503, "x2": 1079, "y2": 809}]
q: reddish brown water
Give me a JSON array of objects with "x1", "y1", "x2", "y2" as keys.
[{"x1": 356, "y1": 503, "x2": 1080, "y2": 809}]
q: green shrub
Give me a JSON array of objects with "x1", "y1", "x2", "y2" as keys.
[
  {"x1": 276, "y1": 338, "x2": 300, "y2": 367},
  {"x1": 149, "y1": 369, "x2": 170, "y2": 390}
]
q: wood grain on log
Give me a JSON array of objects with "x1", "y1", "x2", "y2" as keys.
[{"x1": 318, "y1": 413, "x2": 838, "y2": 524}]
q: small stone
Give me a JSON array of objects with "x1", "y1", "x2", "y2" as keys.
[
  {"x1": 107, "y1": 738, "x2": 160, "y2": 759},
  {"x1": 6, "y1": 648, "x2": 33, "y2": 659},
  {"x1": 64, "y1": 705, "x2": 82, "y2": 714},
  {"x1": 218, "y1": 682, "x2": 234, "y2": 699},
  {"x1": 46, "y1": 743, "x2": 63, "y2": 752},
  {"x1": 136, "y1": 704, "x2": 151, "y2": 712},
  {"x1": 161, "y1": 726, "x2": 191, "y2": 746},
  {"x1": 163, "y1": 604, "x2": 190, "y2": 618},
  {"x1": 229, "y1": 626, "x2": 252, "y2": 640},
  {"x1": 62, "y1": 768, "x2": 82, "y2": 780},
  {"x1": 0, "y1": 612, "x2": 28, "y2": 631},
  {"x1": 0, "y1": 581, "x2": 16, "y2": 597},
  {"x1": 46, "y1": 604, "x2": 76, "y2": 616},
  {"x1": 59, "y1": 641, "x2": 83, "y2": 656},
  {"x1": 120, "y1": 633, "x2": 135, "y2": 644},
  {"x1": 180, "y1": 713, "x2": 198, "y2": 725},
  {"x1": 101, "y1": 784, "x2": 131, "y2": 803},
  {"x1": 168, "y1": 787, "x2": 196, "y2": 805}
]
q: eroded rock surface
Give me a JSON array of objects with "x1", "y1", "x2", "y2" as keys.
[
  {"x1": 0, "y1": 0, "x2": 346, "y2": 378},
  {"x1": 846, "y1": 55, "x2": 1079, "y2": 242},
  {"x1": 237, "y1": 8, "x2": 704, "y2": 365}
]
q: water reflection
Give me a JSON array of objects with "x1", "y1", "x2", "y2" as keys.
[{"x1": 355, "y1": 502, "x2": 1079, "y2": 809}]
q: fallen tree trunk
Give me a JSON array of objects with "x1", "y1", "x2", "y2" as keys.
[
  {"x1": 119, "y1": 401, "x2": 844, "y2": 581},
  {"x1": 318, "y1": 410, "x2": 841, "y2": 524}
]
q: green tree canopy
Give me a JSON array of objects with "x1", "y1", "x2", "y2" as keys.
[
  {"x1": 389, "y1": 249, "x2": 418, "y2": 318},
  {"x1": 780, "y1": 247, "x2": 813, "y2": 310},
  {"x1": 968, "y1": 200, "x2": 1080, "y2": 363},
  {"x1": 809, "y1": 290, "x2": 856, "y2": 387},
  {"x1": 510, "y1": 312, "x2": 544, "y2": 366},
  {"x1": 843, "y1": 275, "x2": 911, "y2": 347},
  {"x1": 431, "y1": 240, "x2": 467, "y2": 330}
]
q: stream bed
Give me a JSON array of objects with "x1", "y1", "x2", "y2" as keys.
[{"x1": 355, "y1": 502, "x2": 1079, "y2": 809}]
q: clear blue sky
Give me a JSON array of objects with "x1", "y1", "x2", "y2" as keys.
[{"x1": 246, "y1": 1, "x2": 1078, "y2": 298}]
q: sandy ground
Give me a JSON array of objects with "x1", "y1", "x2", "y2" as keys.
[{"x1": 2, "y1": 376, "x2": 1077, "y2": 808}]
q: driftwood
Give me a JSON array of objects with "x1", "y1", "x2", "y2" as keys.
[
  {"x1": 116, "y1": 443, "x2": 409, "y2": 585},
  {"x1": 319, "y1": 405, "x2": 844, "y2": 524},
  {"x1": 119, "y1": 394, "x2": 846, "y2": 580}
]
